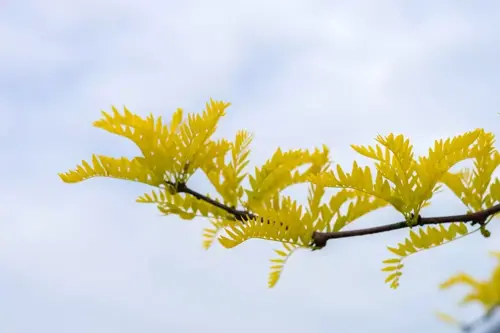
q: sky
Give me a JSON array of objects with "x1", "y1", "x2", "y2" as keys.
[{"x1": 1, "y1": 0, "x2": 500, "y2": 332}]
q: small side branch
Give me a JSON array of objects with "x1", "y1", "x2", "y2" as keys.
[{"x1": 166, "y1": 181, "x2": 255, "y2": 222}]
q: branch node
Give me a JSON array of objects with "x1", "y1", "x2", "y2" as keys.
[
  {"x1": 407, "y1": 213, "x2": 423, "y2": 228},
  {"x1": 471, "y1": 214, "x2": 487, "y2": 226},
  {"x1": 312, "y1": 231, "x2": 327, "y2": 249}
]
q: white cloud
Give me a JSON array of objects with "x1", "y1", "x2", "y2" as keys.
[{"x1": 1, "y1": 0, "x2": 499, "y2": 332}]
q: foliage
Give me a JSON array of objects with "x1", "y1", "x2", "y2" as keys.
[
  {"x1": 380, "y1": 131, "x2": 500, "y2": 288},
  {"x1": 59, "y1": 98, "x2": 500, "y2": 289},
  {"x1": 437, "y1": 252, "x2": 500, "y2": 331}
]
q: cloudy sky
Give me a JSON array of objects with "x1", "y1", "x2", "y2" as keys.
[{"x1": 1, "y1": 1, "x2": 500, "y2": 332}]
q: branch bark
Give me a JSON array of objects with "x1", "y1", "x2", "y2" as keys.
[
  {"x1": 312, "y1": 203, "x2": 500, "y2": 248},
  {"x1": 170, "y1": 181, "x2": 257, "y2": 222},
  {"x1": 167, "y1": 181, "x2": 500, "y2": 249}
]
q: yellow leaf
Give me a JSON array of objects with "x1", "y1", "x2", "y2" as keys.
[
  {"x1": 435, "y1": 312, "x2": 460, "y2": 326},
  {"x1": 387, "y1": 245, "x2": 406, "y2": 257},
  {"x1": 385, "y1": 271, "x2": 402, "y2": 283},
  {"x1": 382, "y1": 258, "x2": 401, "y2": 264}
]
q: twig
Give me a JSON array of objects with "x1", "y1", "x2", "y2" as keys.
[
  {"x1": 461, "y1": 304, "x2": 499, "y2": 332},
  {"x1": 166, "y1": 181, "x2": 500, "y2": 249},
  {"x1": 166, "y1": 181, "x2": 256, "y2": 222}
]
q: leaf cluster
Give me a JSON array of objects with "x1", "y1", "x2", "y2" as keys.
[
  {"x1": 437, "y1": 252, "x2": 500, "y2": 331},
  {"x1": 59, "y1": 99, "x2": 500, "y2": 288}
]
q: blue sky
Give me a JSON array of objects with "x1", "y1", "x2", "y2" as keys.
[{"x1": 1, "y1": 1, "x2": 500, "y2": 332}]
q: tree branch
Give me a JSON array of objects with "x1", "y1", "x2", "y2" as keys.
[
  {"x1": 461, "y1": 304, "x2": 499, "y2": 332},
  {"x1": 312, "y1": 203, "x2": 500, "y2": 248},
  {"x1": 166, "y1": 181, "x2": 256, "y2": 222},
  {"x1": 167, "y1": 181, "x2": 500, "y2": 249}
]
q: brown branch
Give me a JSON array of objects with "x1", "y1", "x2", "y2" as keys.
[
  {"x1": 312, "y1": 203, "x2": 500, "y2": 248},
  {"x1": 167, "y1": 181, "x2": 500, "y2": 249},
  {"x1": 460, "y1": 304, "x2": 499, "y2": 332},
  {"x1": 166, "y1": 181, "x2": 256, "y2": 222}
]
